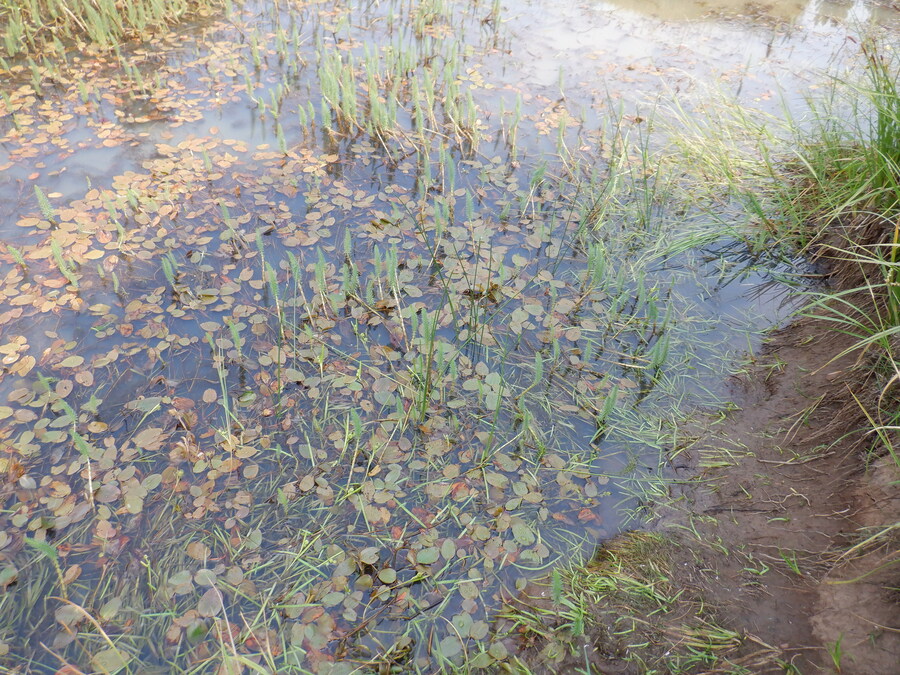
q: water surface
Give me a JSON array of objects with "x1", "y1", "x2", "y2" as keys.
[{"x1": 0, "y1": 0, "x2": 896, "y2": 671}]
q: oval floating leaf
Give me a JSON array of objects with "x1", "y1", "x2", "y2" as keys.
[
  {"x1": 359, "y1": 547, "x2": 379, "y2": 565},
  {"x1": 416, "y1": 547, "x2": 439, "y2": 565},
  {"x1": 197, "y1": 586, "x2": 223, "y2": 617},
  {"x1": 91, "y1": 648, "x2": 130, "y2": 674}
]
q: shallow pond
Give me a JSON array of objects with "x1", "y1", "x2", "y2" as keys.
[{"x1": 0, "y1": 0, "x2": 897, "y2": 672}]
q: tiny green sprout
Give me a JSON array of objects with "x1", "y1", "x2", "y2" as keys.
[
  {"x1": 779, "y1": 549, "x2": 802, "y2": 576},
  {"x1": 828, "y1": 634, "x2": 844, "y2": 672},
  {"x1": 50, "y1": 239, "x2": 78, "y2": 288},
  {"x1": 551, "y1": 568, "x2": 563, "y2": 604},
  {"x1": 7, "y1": 245, "x2": 27, "y2": 269},
  {"x1": 34, "y1": 185, "x2": 55, "y2": 221}
]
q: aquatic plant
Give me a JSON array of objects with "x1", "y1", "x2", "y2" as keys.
[
  {"x1": 0, "y1": 0, "x2": 844, "y2": 672},
  {"x1": 0, "y1": 0, "x2": 224, "y2": 58}
]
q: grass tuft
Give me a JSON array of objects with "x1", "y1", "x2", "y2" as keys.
[{"x1": 0, "y1": 0, "x2": 223, "y2": 58}]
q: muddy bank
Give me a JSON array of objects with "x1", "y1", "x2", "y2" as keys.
[
  {"x1": 511, "y1": 245, "x2": 900, "y2": 673},
  {"x1": 2, "y1": 0, "x2": 899, "y2": 671},
  {"x1": 683, "y1": 308, "x2": 900, "y2": 673}
]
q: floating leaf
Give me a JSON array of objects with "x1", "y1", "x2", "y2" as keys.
[
  {"x1": 0, "y1": 566, "x2": 18, "y2": 589},
  {"x1": 99, "y1": 597, "x2": 122, "y2": 621},
  {"x1": 197, "y1": 586, "x2": 223, "y2": 617},
  {"x1": 186, "y1": 541, "x2": 210, "y2": 561},
  {"x1": 245, "y1": 528, "x2": 262, "y2": 549},
  {"x1": 512, "y1": 522, "x2": 536, "y2": 546},
  {"x1": 58, "y1": 355, "x2": 84, "y2": 368},
  {"x1": 488, "y1": 642, "x2": 508, "y2": 660},
  {"x1": 459, "y1": 581, "x2": 479, "y2": 599},
  {"x1": 438, "y1": 635, "x2": 462, "y2": 658},
  {"x1": 470, "y1": 620, "x2": 490, "y2": 639},
  {"x1": 470, "y1": 652, "x2": 494, "y2": 668},
  {"x1": 359, "y1": 547, "x2": 379, "y2": 565},
  {"x1": 141, "y1": 474, "x2": 162, "y2": 491},
  {"x1": 123, "y1": 493, "x2": 143, "y2": 514},
  {"x1": 91, "y1": 648, "x2": 130, "y2": 674},
  {"x1": 441, "y1": 539, "x2": 457, "y2": 561},
  {"x1": 194, "y1": 569, "x2": 217, "y2": 586},
  {"x1": 133, "y1": 427, "x2": 165, "y2": 450},
  {"x1": 417, "y1": 547, "x2": 439, "y2": 565}
]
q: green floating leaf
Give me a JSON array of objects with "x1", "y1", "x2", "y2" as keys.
[
  {"x1": 359, "y1": 547, "x2": 379, "y2": 565},
  {"x1": 91, "y1": 648, "x2": 131, "y2": 674},
  {"x1": 186, "y1": 620, "x2": 208, "y2": 643},
  {"x1": 141, "y1": 473, "x2": 162, "y2": 491},
  {"x1": 59, "y1": 355, "x2": 84, "y2": 368},
  {"x1": 439, "y1": 634, "x2": 462, "y2": 658},
  {"x1": 416, "y1": 547, "x2": 439, "y2": 565},
  {"x1": 0, "y1": 566, "x2": 18, "y2": 588},
  {"x1": 470, "y1": 652, "x2": 494, "y2": 668},
  {"x1": 245, "y1": 528, "x2": 262, "y2": 549},
  {"x1": 470, "y1": 620, "x2": 490, "y2": 639},
  {"x1": 194, "y1": 569, "x2": 217, "y2": 587},
  {"x1": 126, "y1": 396, "x2": 163, "y2": 413},
  {"x1": 452, "y1": 612, "x2": 473, "y2": 636},
  {"x1": 99, "y1": 597, "x2": 122, "y2": 621},
  {"x1": 440, "y1": 539, "x2": 456, "y2": 561},
  {"x1": 55, "y1": 604, "x2": 81, "y2": 628},
  {"x1": 488, "y1": 641, "x2": 509, "y2": 660},
  {"x1": 459, "y1": 581, "x2": 479, "y2": 599},
  {"x1": 123, "y1": 493, "x2": 143, "y2": 514},
  {"x1": 512, "y1": 522, "x2": 536, "y2": 546}
]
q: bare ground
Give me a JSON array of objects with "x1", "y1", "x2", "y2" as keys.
[
  {"x1": 513, "y1": 288, "x2": 900, "y2": 673},
  {"x1": 678, "y1": 311, "x2": 900, "y2": 674}
]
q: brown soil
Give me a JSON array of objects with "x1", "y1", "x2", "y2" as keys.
[
  {"x1": 675, "y1": 225, "x2": 900, "y2": 674},
  {"x1": 680, "y1": 311, "x2": 900, "y2": 674},
  {"x1": 514, "y1": 241, "x2": 900, "y2": 673}
]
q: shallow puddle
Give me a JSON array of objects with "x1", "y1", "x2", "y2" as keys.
[{"x1": 0, "y1": 0, "x2": 897, "y2": 672}]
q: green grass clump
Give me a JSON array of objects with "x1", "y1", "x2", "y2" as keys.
[
  {"x1": 0, "y1": 0, "x2": 223, "y2": 59},
  {"x1": 785, "y1": 39, "x2": 900, "y2": 471},
  {"x1": 497, "y1": 532, "x2": 768, "y2": 673},
  {"x1": 674, "y1": 37, "x2": 900, "y2": 470},
  {"x1": 788, "y1": 39, "x2": 899, "y2": 229}
]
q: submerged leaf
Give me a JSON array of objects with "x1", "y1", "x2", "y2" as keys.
[
  {"x1": 91, "y1": 648, "x2": 130, "y2": 674},
  {"x1": 197, "y1": 586, "x2": 223, "y2": 617}
]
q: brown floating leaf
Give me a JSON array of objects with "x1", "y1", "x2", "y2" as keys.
[
  {"x1": 186, "y1": 541, "x2": 211, "y2": 561},
  {"x1": 91, "y1": 648, "x2": 130, "y2": 674},
  {"x1": 197, "y1": 586, "x2": 223, "y2": 617}
]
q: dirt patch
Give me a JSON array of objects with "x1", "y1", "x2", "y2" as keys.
[
  {"x1": 512, "y1": 246, "x2": 900, "y2": 673},
  {"x1": 664, "y1": 221, "x2": 900, "y2": 673},
  {"x1": 675, "y1": 308, "x2": 899, "y2": 673},
  {"x1": 502, "y1": 531, "x2": 775, "y2": 674}
]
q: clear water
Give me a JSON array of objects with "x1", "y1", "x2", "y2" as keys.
[{"x1": 0, "y1": 1, "x2": 895, "y2": 671}]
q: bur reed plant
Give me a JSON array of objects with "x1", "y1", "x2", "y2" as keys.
[{"x1": 0, "y1": 0, "x2": 223, "y2": 59}]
